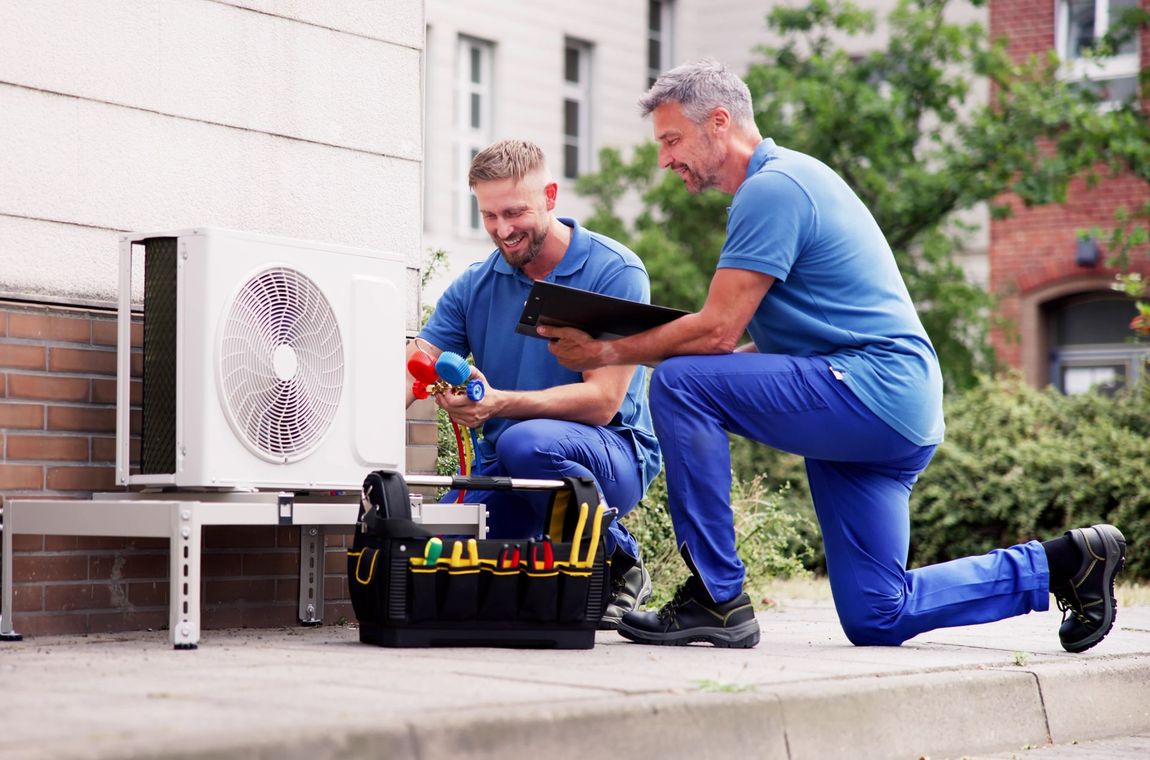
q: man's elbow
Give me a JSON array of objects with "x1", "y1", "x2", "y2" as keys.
[
  {"x1": 703, "y1": 324, "x2": 742, "y2": 355},
  {"x1": 583, "y1": 395, "x2": 624, "y2": 427},
  {"x1": 585, "y1": 407, "x2": 619, "y2": 427}
]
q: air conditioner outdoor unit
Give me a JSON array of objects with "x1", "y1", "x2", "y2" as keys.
[{"x1": 115, "y1": 228, "x2": 407, "y2": 491}]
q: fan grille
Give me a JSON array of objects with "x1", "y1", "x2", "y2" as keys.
[{"x1": 218, "y1": 267, "x2": 344, "y2": 462}]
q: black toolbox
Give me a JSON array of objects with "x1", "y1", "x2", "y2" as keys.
[{"x1": 348, "y1": 470, "x2": 613, "y2": 649}]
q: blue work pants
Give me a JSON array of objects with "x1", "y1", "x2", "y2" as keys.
[
  {"x1": 649, "y1": 353, "x2": 1050, "y2": 646},
  {"x1": 440, "y1": 419, "x2": 643, "y2": 560}
]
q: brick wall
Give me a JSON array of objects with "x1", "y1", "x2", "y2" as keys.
[
  {"x1": 2, "y1": 300, "x2": 438, "y2": 636},
  {"x1": 987, "y1": 1, "x2": 1150, "y2": 377}
]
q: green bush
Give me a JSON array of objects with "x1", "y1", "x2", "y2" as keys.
[
  {"x1": 911, "y1": 375, "x2": 1150, "y2": 579},
  {"x1": 626, "y1": 472, "x2": 814, "y2": 605}
]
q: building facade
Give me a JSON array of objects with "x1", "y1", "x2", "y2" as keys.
[
  {"x1": 420, "y1": 0, "x2": 989, "y2": 297},
  {"x1": 1, "y1": 1, "x2": 424, "y2": 635},
  {"x1": 989, "y1": 0, "x2": 1150, "y2": 391}
]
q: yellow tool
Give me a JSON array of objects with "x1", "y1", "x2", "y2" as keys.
[
  {"x1": 466, "y1": 538, "x2": 479, "y2": 567},
  {"x1": 450, "y1": 539, "x2": 464, "y2": 567},
  {"x1": 581, "y1": 504, "x2": 605, "y2": 567},
  {"x1": 568, "y1": 502, "x2": 589, "y2": 566}
]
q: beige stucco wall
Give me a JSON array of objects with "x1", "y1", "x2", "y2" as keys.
[{"x1": 0, "y1": 0, "x2": 424, "y2": 316}]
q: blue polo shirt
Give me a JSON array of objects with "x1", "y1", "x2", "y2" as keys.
[
  {"x1": 717, "y1": 140, "x2": 945, "y2": 446},
  {"x1": 420, "y1": 218, "x2": 662, "y2": 491}
]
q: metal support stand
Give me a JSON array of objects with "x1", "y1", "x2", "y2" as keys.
[
  {"x1": 0, "y1": 492, "x2": 359, "y2": 649},
  {"x1": 1, "y1": 506, "x2": 22, "y2": 642},
  {"x1": 0, "y1": 474, "x2": 531, "y2": 648},
  {"x1": 298, "y1": 526, "x2": 324, "y2": 627}
]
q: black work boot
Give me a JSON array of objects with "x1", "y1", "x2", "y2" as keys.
[
  {"x1": 598, "y1": 550, "x2": 653, "y2": 630},
  {"x1": 617, "y1": 575, "x2": 760, "y2": 648},
  {"x1": 1053, "y1": 524, "x2": 1126, "y2": 653}
]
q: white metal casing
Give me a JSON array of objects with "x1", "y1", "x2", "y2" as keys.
[{"x1": 116, "y1": 227, "x2": 406, "y2": 490}]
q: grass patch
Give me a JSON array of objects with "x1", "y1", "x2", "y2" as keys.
[{"x1": 1117, "y1": 581, "x2": 1150, "y2": 608}]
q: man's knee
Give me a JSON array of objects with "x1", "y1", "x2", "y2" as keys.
[
  {"x1": 494, "y1": 422, "x2": 555, "y2": 468},
  {"x1": 649, "y1": 357, "x2": 694, "y2": 406},
  {"x1": 837, "y1": 596, "x2": 910, "y2": 647}
]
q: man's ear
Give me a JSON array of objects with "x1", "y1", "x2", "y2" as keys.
[
  {"x1": 544, "y1": 181, "x2": 559, "y2": 210},
  {"x1": 710, "y1": 107, "x2": 731, "y2": 134}
]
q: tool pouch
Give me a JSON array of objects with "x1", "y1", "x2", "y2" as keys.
[{"x1": 348, "y1": 470, "x2": 612, "y2": 649}]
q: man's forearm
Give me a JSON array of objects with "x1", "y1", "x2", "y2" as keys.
[
  {"x1": 494, "y1": 383, "x2": 625, "y2": 427},
  {"x1": 603, "y1": 312, "x2": 738, "y2": 366}
]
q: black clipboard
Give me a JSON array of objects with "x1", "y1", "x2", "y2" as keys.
[{"x1": 516, "y1": 281, "x2": 689, "y2": 340}]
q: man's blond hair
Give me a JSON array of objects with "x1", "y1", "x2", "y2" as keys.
[{"x1": 468, "y1": 140, "x2": 547, "y2": 188}]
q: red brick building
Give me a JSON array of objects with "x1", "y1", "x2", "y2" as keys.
[{"x1": 989, "y1": 0, "x2": 1150, "y2": 390}]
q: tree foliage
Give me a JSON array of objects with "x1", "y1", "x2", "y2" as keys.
[{"x1": 576, "y1": 0, "x2": 1149, "y2": 391}]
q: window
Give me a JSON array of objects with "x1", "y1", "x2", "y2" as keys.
[
  {"x1": 1046, "y1": 293, "x2": 1149, "y2": 394},
  {"x1": 1056, "y1": 0, "x2": 1140, "y2": 105},
  {"x1": 648, "y1": 1, "x2": 674, "y2": 88},
  {"x1": 456, "y1": 36, "x2": 493, "y2": 233},
  {"x1": 562, "y1": 39, "x2": 592, "y2": 180}
]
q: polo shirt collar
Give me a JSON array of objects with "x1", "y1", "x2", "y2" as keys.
[
  {"x1": 493, "y1": 217, "x2": 588, "y2": 278},
  {"x1": 744, "y1": 138, "x2": 778, "y2": 182}
]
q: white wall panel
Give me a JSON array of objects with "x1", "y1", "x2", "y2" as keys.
[
  {"x1": 0, "y1": 217, "x2": 122, "y2": 306},
  {"x1": 0, "y1": 0, "x2": 424, "y2": 307},
  {"x1": 220, "y1": 0, "x2": 423, "y2": 48},
  {"x1": 0, "y1": 85, "x2": 420, "y2": 303},
  {"x1": 0, "y1": 0, "x2": 421, "y2": 160}
]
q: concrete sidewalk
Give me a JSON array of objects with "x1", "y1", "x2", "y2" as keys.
[{"x1": 1, "y1": 599, "x2": 1147, "y2": 760}]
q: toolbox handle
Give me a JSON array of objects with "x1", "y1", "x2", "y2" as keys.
[{"x1": 403, "y1": 475, "x2": 568, "y2": 490}]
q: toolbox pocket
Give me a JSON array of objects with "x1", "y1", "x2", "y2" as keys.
[
  {"x1": 408, "y1": 566, "x2": 439, "y2": 622},
  {"x1": 519, "y1": 570, "x2": 559, "y2": 623},
  {"x1": 478, "y1": 568, "x2": 519, "y2": 620},
  {"x1": 557, "y1": 568, "x2": 592, "y2": 623},
  {"x1": 440, "y1": 567, "x2": 480, "y2": 621},
  {"x1": 347, "y1": 548, "x2": 384, "y2": 624}
]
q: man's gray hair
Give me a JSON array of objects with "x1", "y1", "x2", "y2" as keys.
[{"x1": 638, "y1": 59, "x2": 756, "y2": 131}]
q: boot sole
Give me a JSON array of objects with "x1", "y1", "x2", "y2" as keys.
[
  {"x1": 616, "y1": 618, "x2": 761, "y2": 649},
  {"x1": 1062, "y1": 525, "x2": 1126, "y2": 654}
]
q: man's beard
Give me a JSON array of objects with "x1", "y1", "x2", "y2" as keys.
[
  {"x1": 673, "y1": 134, "x2": 723, "y2": 192},
  {"x1": 496, "y1": 225, "x2": 548, "y2": 268}
]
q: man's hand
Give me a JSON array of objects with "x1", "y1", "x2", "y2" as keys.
[
  {"x1": 435, "y1": 365, "x2": 499, "y2": 428},
  {"x1": 538, "y1": 326, "x2": 616, "y2": 372}
]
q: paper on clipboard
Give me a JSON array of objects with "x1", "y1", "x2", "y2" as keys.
[{"x1": 516, "y1": 281, "x2": 689, "y2": 340}]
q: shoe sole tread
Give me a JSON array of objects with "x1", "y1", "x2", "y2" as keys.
[{"x1": 616, "y1": 619, "x2": 761, "y2": 649}]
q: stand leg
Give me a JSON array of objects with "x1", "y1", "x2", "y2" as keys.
[
  {"x1": 298, "y1": 526, "x2": 324, "y2": 626},
  {"x1": 1, "y1": 511, "x2": 22, "y2": 641},
  {"x1": 169, "y1": 506, "x2": 202, "y2": 649}
]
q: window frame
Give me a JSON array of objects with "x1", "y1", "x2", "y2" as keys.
[
  {"x1": 455, "y1": 35, "x2": 494, "y2": 235},
  {"x1": 1055, "y1": 0, "x2": 1140, "y2": 106},
  {"x1": 647, "y1": 0, "x2": 674, "y2": 89},
  {"x1": 562, "y1": 38, "x2": 593, "y2": 181}
]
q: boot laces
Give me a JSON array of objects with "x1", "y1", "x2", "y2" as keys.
[
  {"x1": 1054, "y1": 589, "x2": 1089, "y2": 625},
  {"x1": 656, "y1": 581, "x2": 694, "y2": 624}
]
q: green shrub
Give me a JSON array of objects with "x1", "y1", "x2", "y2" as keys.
[
  {"x1": 911, "y1": 375, "x2": 1150, "y2": 579},
  {"x1": 625, "y1": 472, "x2": 814, "y2": 604}
]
